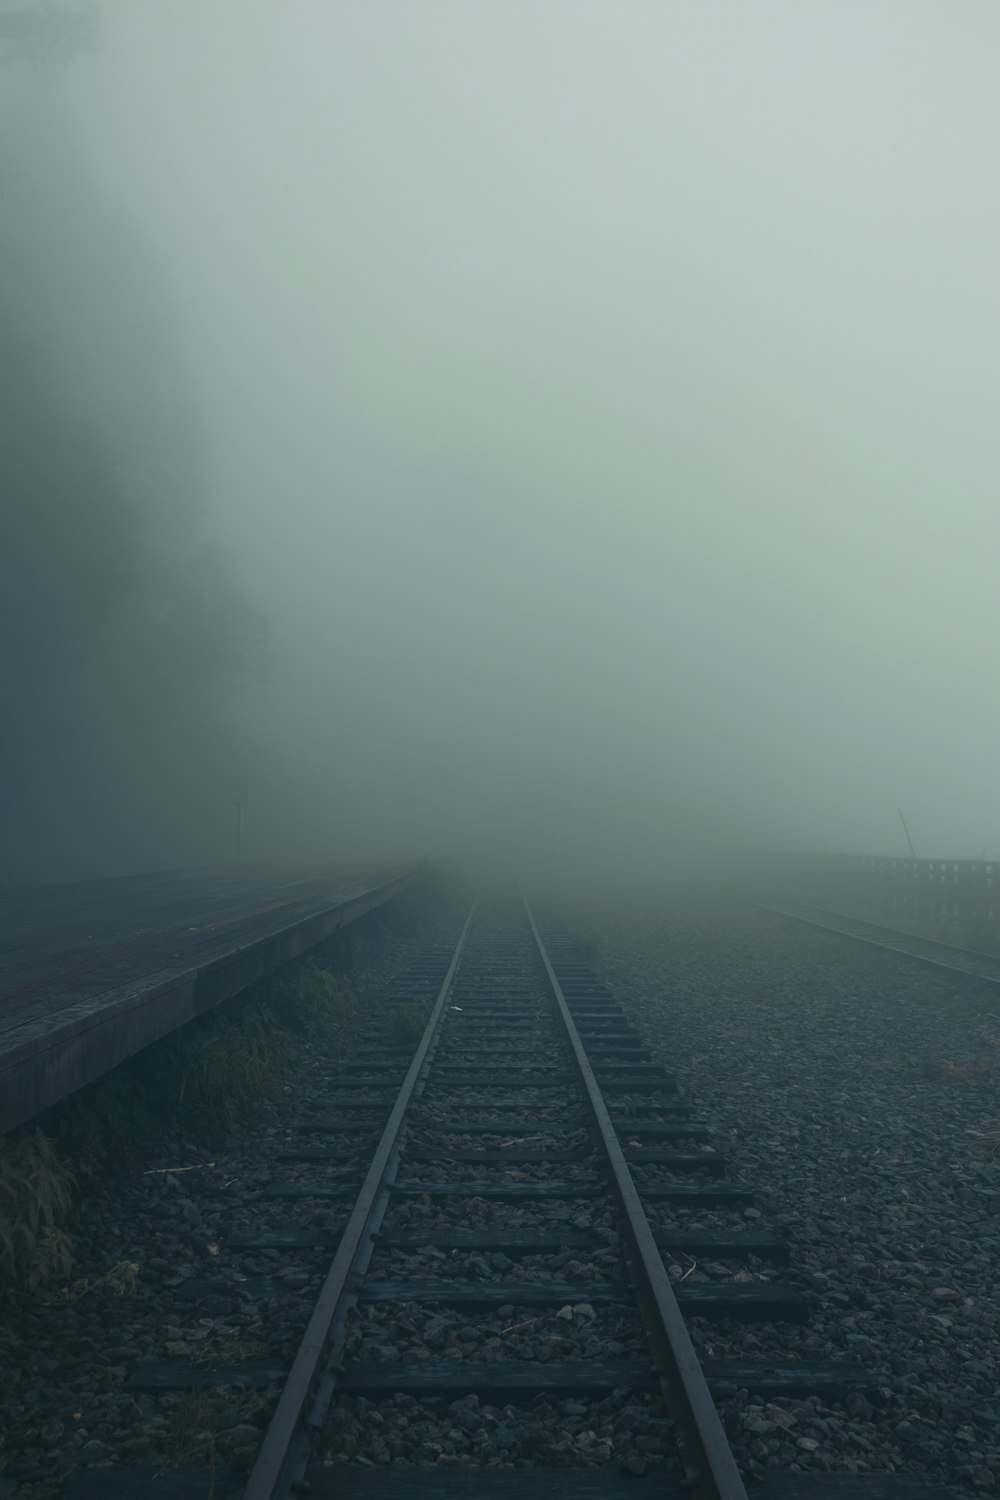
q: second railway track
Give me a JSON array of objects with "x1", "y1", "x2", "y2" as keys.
[
  {"x1": 747, "y1": 897, "x2": 1000, "y2": 991},
  {"x1": 102, "y1": 889, "x2": 956, "y2": 1500}
]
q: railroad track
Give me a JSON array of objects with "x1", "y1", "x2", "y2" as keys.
[
  {"x1": 94, "y1": 891, "x2": 954, "y2": 1500},
  {"x1": 748, "y1": 897, "x2": 1000, "y2": 992}
]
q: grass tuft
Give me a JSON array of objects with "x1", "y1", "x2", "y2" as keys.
[
  {"x1": 43, "y1": 1256, "x2": 139, "y2": 1306},
  {"x1": 192, "y1": 1332, "x2": 268, "y2": 1366},
  {"x1": 157, "y1": 1384, "x2": 277, "y2": 1471},
  {"x1": 263, "y1": 963, "x2": 355, "y2": 1034},
  {"x1": 0, "y1": 1130, "x2": 76, "y2": 1291},
  {"x1": 382, "y1": 1002, "x2": 428, "y2": 1048}
]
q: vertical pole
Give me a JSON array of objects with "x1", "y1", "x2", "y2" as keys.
[{"x1": 898, "y1": 808, "x2": 918, "y2": 860}]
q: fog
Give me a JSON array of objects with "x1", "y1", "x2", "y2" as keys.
[{"x1": 2, "y1": 1, "x2": 998, "y2": 885}]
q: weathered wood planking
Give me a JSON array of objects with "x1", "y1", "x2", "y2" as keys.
[{"x1": 0, "y1": 864, "x2": 413, "y2": 1133}]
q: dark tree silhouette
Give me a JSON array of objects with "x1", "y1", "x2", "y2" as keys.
[{"x1": 0, "y1": 112, "x2": 267, "y2": 882}]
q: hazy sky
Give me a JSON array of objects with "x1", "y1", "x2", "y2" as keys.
[{"x1": 7, "y1": 2, "x2": 999, "y2": 874}]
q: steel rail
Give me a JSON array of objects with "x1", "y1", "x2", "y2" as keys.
[
  {"x1": 522, "y1": 893, "x2": 749, "y2": 1500},
  {"x1": 242, "y1": 892, "x2": 480, "y2": 1500},
  {"x1": 746, "y1": 897, "x2": 1000, "y2": 992}
]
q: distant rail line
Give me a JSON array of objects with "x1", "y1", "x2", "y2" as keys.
[{"x1": 748, "y1": 897, "x2": 1000, "y2": 992}]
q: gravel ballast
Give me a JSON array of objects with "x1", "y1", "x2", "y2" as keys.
[
  {"x1": 6, "y1": 888, "x2": 994, "y2": 1497},
  {"x1": 556, "y1": 896, "x2": 1000, "y2": 1495},
  {"x1": 0, "y1": 884, "x2": 464, "y2": 1499}
]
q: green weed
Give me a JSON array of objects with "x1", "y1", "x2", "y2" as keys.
[
  {"x1": 0, "y1": 1130, "x2": 76, "y2": 1291},
  {"x1": 159, "y1": 1384, "x2": 275, "y2": 1471},
  {"x1": 381, "y1": 1003, "x2": 428, "y2": 1048},
  {"x1": 263, "y1": 963, "x2": 355, "y2": 1034},
  {"x1": 43, "y1": 1256, "x2": 139, "y2": 1306},
  {"x1": 192, "y1": 1332, "x2": 268, "y2": 1367},
  {"x1": 165, "y1": 999, "x2": 294, "y2": 1129}
]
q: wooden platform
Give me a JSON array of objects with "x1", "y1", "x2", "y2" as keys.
[{"x1": 0, "y1": 861, "x2": 413, "y2": 1133}]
